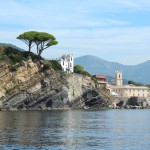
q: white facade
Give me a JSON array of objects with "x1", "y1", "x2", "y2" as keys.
[{"x1": 58, "y1": 54, "x2": 74, "y2": 73}]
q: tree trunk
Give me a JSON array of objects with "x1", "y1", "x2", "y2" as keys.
[
  {"x1": 38, "y1": 50, "x2": 42, "y2": 56},
  {"x1": 29, "y1": 42, "x2": 31, "y2": 52}
]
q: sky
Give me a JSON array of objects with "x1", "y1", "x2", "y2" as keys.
[{"x1": 0, "y1": 0, "x2": 150, "y2": 65}]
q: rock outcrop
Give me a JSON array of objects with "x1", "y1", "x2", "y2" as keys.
[
  {"x1": 0, "y1": 60, "x2": 110, "y2": 111},
  {"x1": 109, "y1": 97, "x2": 150, "y2": 109}
]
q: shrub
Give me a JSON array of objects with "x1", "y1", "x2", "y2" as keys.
[
  {"x1": 5, "y1": 46, "x2": 21, "y2": 55},
  {"x1": 49, "y1": 60, "x2": 62, "y2": 71},
  {"x1": 9, "y1": 65, "x2": 18, "y2": 72},
  {"x1": 42, "y1": 63, "x2": 51, "y2": 71},
  {"x1": 74, "y1": 65, "x2": 91, "y2": 77},
  {"x1": 22, "y1": 51, "x2": 43, "y2": 61},
  {"x1": 91, "y1": 76, "x2": 97, "y2": 83},
  {"x1": 3, "y1": 47, "x2": 24, "y2": 64},
  {"x1": 0, "y1": 54, "x2": 9, "y2": 62},
  {"x1": 74, "y1": 65, "x2": 84, "y2": 74},
  {"x1": 9, "y1": 54, "x2": 23, "y2": 64},
  {"x1": 82, "y1": 71, "x2": 91, "y2": 77}
]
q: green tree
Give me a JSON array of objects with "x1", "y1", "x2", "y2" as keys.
[
  {"x1": 17, "y1": 31, "x2": 58, "y2": 56},
  {"x1": 74, "y1": 65, "x2": 84, "y2": 74},
  {"x1": 74, "y1": 65, "x2": 91, "y2": 77},
  {"x1": 128, "y1": 80, "x2": 134, "y2": 85},
  {"x1": 34, "y1": 32, "x2": 58, "y2": 56},
  {"x1": 17, "y1": 31, "x2": 37, "y2": 52},
  {"x1": 128, "y1": 80, "x2": 142, "y2": 86}
]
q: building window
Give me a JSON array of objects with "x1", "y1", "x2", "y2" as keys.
[{"x1": 63, "y1": 61, "x2": 64, "y2": 66}]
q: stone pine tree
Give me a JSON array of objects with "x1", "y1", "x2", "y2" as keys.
[
  {"x1": 34, "y1": 32, "x2": 58, "y2": 56},
  {"x1": 17, "y1": 31, "x2": 58, "y2": 56},
  {"x1": 17, "y1": 31, "x2": 38, "y2": 52}
]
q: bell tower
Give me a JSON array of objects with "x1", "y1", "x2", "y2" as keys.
[{"x1": 115, "y1": 71, "x2": 123, "y2": 86}]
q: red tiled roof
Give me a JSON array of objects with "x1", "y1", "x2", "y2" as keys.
[{"x1": 94, "y1": 75, "x2": 107, "y2": 79}]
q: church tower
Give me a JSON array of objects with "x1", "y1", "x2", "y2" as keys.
[{"x1": 115, "y1": 71, "x2": 123, "y2": 86}]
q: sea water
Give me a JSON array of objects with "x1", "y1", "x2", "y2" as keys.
[{"x1": 0, "y1": 110, "x2": 150, "y2": 150}]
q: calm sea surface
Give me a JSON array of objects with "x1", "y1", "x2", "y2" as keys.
[{"x1": 0, "y1": 110, "x2": 150, "y2": 150}]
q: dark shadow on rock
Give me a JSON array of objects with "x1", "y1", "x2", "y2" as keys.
[
  {"x1": 116, "y1": 101, "x2": 124, "y2": 107},
  {"x1": 46, "y1": 99, "x2": 53, "y2": 107},
  {"x1": 127, "y1": 97, "x2": 139, "y2": 106}
]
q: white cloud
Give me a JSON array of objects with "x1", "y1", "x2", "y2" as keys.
[{"x1": 0, "y1": 0, "x2": 150, "y2": 65}]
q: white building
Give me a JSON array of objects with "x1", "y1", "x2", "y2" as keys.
[{"x1": 57, "y1": 54, "x2": 74, "y2": 73}]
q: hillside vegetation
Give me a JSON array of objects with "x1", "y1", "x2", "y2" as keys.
[{"x1": 0, "y1": 46, "x2": 62, "y2": 72}]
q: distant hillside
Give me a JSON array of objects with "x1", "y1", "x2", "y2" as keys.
[
  {"x1": 0, "y1": 43, "x2": 24, "y2": 51},
  {"x1": 75, "y1": 55, "x2": 150, "y2": 84}
]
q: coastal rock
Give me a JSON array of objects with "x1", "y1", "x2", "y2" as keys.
[
  {"x1": 111, "y1": 97, "x2": 150, "y2": 109},
  {"x1": 0, "y1": 62, "x2": 110, "y2": 110}
]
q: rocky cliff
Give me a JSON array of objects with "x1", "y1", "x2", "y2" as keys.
[
  {"x1": 1, "y1": 59, "x2": 149, "y2": 110},
  {"x1": 1, "y1": 47, "x2": 149, "y2": 110},
  {"x1": 0, "y1": 58, "x2": 110, "y2": 111}
]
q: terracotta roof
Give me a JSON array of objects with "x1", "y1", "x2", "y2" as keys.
[{"x1": 94, "y1": 75, "x2": 107, "y2": 79}]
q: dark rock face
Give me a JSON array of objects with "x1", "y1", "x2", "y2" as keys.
[
  {"x1": 0, "y1": 74, "x2": 109, "y2": 111},
  {"x1": 126, "y1": 97, "x2": 140, "y2": 106},
  {"x1": 116, "y1": 101, "x2": 124, "y2": 107},
  {"x1": 83, "y1": 90, "x2": 108, "y2": 108},
  {"x1": 110, "y1": 97, "x2": 150, "y2": 109}
]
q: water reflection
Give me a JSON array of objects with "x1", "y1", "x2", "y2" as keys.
[{"x1": 0, "y1": 110, "x2": 150, "y2": 149}]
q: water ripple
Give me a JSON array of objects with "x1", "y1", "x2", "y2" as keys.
[{"x1": 0, "y1": 110, "x2": 150, "y2": 150}]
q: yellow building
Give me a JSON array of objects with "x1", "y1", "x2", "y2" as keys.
[
  {"x1": 111, "y1": 85, "x2": 150, "y2": 98},
  {"x1": 108, "y1": 71, "x2": 150, "y2": 98}
]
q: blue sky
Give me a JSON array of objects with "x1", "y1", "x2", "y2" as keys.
[{"x1": 0, "y1": 0, "x2": 150, "y2": 65}]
